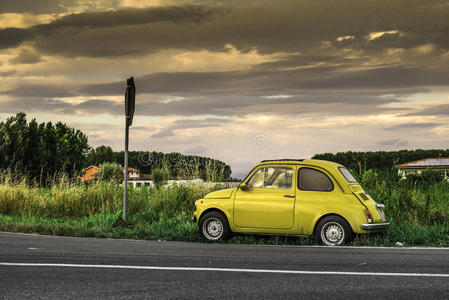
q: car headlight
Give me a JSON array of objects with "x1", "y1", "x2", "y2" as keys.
[{"x1": 194, "y1": 200, "x2": 199, "y2": 206}]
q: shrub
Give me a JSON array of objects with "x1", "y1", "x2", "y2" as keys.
[
  {"x1": 98, "y1": 163, "x2": 122, "y2": 183},
  {"x1": 361, "y1": 169, "x2": 378, "y2": 190},
  {"x1": 152, "y1": 168, "x2": 170, "y2": 188}
]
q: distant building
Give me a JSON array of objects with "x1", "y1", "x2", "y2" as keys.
[
  {"x1": 395, "y1": 158, "x2": 449, "y2": 179},
  {"x1": 120, "y1": 166, "x2": 140, "y2": 179},
  {"x1": 80, "y1": 166, "x2": 100, "y2": 182},
  {"x1": 121, "y1": 167, "x2": 153, "y2": 187},
  {"x1": 80, "y1": 165, "x2": 152, "y2": 185}
]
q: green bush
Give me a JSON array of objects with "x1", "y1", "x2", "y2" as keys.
[
  {"x1": 361, "y1": 169, "x2": 378, "y2": 190},
  {"x1": 152, "y1": 168, "x2": 170, "y2": 188},
  {"x1": 98, "y1": 162, "x2": 122, "y2": 183}
]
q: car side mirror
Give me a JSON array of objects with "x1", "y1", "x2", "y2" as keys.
[{"x1": 240, "y1": 182, "x2": 249, "y2": 191}]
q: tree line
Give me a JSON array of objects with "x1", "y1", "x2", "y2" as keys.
[
  {"x1": 0, "y1": 113, "x2": 232, "y2": 184},
  {"x1": 86, "y1": 146, "x2": 232, "y2": 181},
  {"x1": 312, "y1": 149, "x2": 449, "y2": 177},
  {"x1": 0, "y1": 112, "x2": 89, "y2": 184}
]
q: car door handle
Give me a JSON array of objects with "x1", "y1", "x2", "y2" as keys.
[{"x1": 284, "y1": 194, "x2": 295, "y2": 198}]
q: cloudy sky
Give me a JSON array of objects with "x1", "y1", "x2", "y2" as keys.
[{"x1": 1, "y1": 0, "x2": 449, "y2": 178}]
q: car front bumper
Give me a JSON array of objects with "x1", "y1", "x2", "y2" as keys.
[{"x1": 361, "y1": 222, "x2": 390, "y2": 230}]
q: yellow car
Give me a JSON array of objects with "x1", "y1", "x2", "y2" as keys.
[{"x1": 193, "y1": 159, "x2": 389, "y2": 246}]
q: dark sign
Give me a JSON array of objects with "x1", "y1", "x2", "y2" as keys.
[{"x1": 125, "y1": 77, "x2": 136, "y2": 126}]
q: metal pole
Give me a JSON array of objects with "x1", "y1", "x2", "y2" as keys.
[{"x1": 123, "y1": 117, "x2": 129, "y2": 222}]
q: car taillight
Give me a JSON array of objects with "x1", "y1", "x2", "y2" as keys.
[{"x1": 364, "y1": 208, "x2": 373, "y2": 223}]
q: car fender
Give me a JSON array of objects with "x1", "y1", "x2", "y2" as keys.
[
  {"x1": 311, "y1": 207, "x2": 365, "y2": 234},
  {"x1": 197, "y1": 199, "x2": 233, "y2": 227}
]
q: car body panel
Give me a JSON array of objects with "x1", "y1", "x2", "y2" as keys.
[
  {"x1": 233, "y1": 166, "x2": 296, "y2": 229},
  {"x1": 204, "y1": 188, "x2": 236, "y2": 199}
]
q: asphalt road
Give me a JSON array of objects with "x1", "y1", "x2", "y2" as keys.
[{"x1": 1, "y1": 232, "x2": 449, "y2": 299}]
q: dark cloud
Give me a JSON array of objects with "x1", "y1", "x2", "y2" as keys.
[
  {"x1": 0, "y1": 70, "x2": 17, "y2": 77},
  {"x1": 152, "y1": 117, "x2": 231, "y2": 137},
  {"x1": 42, "y1": 5, "x2": 225, "y2": 28},
  {"x1": 0, "y1": 28, "x2": 34, "y2": 50},
  {"x1": 0, "y1": 0, "x2": 68, "y2": 13},
  {"x1": 0, "y1": 90, "x2": 404, "y2": 118},
  {"x1": 0, "y1": 4, "x2": 229, "y2": 56},
  {"x1": 378, "y1": 139, "x2": 410, "y2": 147},
  {"x1": 1, "y1": 1, "x2": 449, "y2": 57},
  {"x1": 0, "y1": 84, "x2": 75, "y2": 98},
  {"x1": 78, "y1": 64, "x2": 446, "y2": 99},
  {"x1": 0, "y1": 98, "x2": 71, "y2": 114},
  {"x1": 406, "y1": 103, "x2": 449, "y2": 116},
  {"x1": 9, "y1": 49, "x2": 43, "y2": 64},
  {"x1": 0, "y1": 0, "x2": 447, "y2": 123},
  {"x1": 386, "y1": 122, "x2": 441, "y2": 130},
  {"x1": 151, "y1": 128, "x2": 175, "y2": 138},
  {"x1": 72, "y1": 99, "x2": 122, "y2": 114},
  {"x1": 183, "y1": 145, "x2": 206, "y2": 155},
  {"x1": 0, "y1": 98, "x2": 121, "y2": 115}
]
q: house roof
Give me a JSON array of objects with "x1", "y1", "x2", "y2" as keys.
[
  {"x1": 396, "y1": 158, "x2": 449, "y2": 169},
  {"x1": 121, "y1": 166, "x2": 139, "y2": 172},
  {"x1": 83, "y1": 165, "x2": 100, "y2": 171}
]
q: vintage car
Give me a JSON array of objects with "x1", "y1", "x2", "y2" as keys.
[{"x1": 193, "y1": 159, "x2": 389, "y2": 246}]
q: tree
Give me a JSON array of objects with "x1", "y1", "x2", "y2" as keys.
[
  {"x1": 98, "y1": 163, "x2": 122, "y2": 183},
  {"x1": 152, "y1": 168, "x2": 170, "y2": 188},
  {"x1": 86, "y1": 145, "x2": 114, "y2": 166},
  {"x1": 0, "y1": 112, "x2": 90, "y2": 184}
]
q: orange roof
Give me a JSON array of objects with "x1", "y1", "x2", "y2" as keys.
[
  {"x1": 396, "y1": 158, "x2": 449, "y2": 168},
  {"x1": 83, "y1": 165, "x2": 100, "y2": 171},
  {"x1": 121, "y1": 166, "x2": 139, "y2": 172}
]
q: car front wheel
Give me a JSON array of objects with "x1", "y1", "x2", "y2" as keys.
[
  {"x1": 199, "y1": 211, "x2": 231, "y2": 241},
  {"x1": 316, "y1": 216, "x2": 353, "y2": 246}
]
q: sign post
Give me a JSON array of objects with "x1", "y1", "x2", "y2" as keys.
[{"x1": 124, "y1": 77, "x2": 135, "y2": 222}]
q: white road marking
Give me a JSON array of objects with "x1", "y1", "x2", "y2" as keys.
[
  {"x1": 28, "y1": 247, "x2": 38, "y2": 250},
  {"x1": 1, "y1": 262, "x2": 449, "y2": 278}
]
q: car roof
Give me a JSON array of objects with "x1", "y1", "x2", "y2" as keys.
[{"x1": 258, "y1": 159, "x2": 343, "y2": 169}]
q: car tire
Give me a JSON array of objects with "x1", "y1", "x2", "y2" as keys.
[
  {"x1": 199, "y1": 211, "x2": 231, "y2": 241},
  {"x1": 315, "y1": 216, "x2": 353, "y2": 246}
]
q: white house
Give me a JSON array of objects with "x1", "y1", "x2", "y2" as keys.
[{"x1": 395, "y1": 158, "x2": 449, "y2": 179}]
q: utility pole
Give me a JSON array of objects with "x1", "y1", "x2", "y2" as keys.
[{"x1": 124, "y1": 77, "x2": 135, "y2": 222}]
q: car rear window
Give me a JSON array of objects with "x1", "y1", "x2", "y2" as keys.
[
  {"x1": 298, "y1": 168, "x2": 333, "y2": 191},
  {"x1": 339, "y1": 167, "x2": 358, "y2": 183}
]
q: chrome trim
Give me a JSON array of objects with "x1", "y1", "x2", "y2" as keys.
[
  {"x1": 376, "y1": 203, "x2": 385, "y2": 208},
  {"x1": 362, "y1": 222, "x2": 390, "y2": 230}
]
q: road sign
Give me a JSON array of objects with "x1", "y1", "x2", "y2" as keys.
[
  {"x1": 125, "y1": 77, "x2": 135, "y2": 126},
  {"x1": 124, "y1": 77, "x2": 136, "y2": 222}
]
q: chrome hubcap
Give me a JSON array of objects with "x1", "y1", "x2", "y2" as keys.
[
  {"x1": 321, "y1": 222, "x2": 344, "y2": 246},
  {"x1": 203, "y1": 218, "x2": 223, "y2": 240}
]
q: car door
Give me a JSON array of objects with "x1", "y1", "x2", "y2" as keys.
[
  {"x1": 295, "y1": 166, "x2": 338, "y2": 235},
  {"x1": 233, "y1": 165, "x2": 296, "y2": 229}
]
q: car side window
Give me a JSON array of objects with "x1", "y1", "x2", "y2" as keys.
[
  {"x1": 298, "y1": 167, "x2": 333, "y2": 191},
  {"x1": 247, "y1": 167, "x2": 293, "y2": 189},
  {"x1": 264, "y1": 167, "x2": 293, "y2": 189},
  {"x1": 247, "y1": 168, "x2": 264, "y2": 188}
]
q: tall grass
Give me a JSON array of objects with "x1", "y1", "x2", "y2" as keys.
[
  {"x1": 0, "y1": 170, "x2": 448, "y2": 246},
  {"x1": 0, "y1": 172, "x2": 217, "y2": 220}
]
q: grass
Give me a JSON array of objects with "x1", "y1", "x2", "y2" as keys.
[{"x1": 0, "y1": 173, "x2": 448, "y2": 247}]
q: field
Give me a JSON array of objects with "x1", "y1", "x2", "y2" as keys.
[{"x1": 0, "y1": 172, "x2": 448, "y2": 247}]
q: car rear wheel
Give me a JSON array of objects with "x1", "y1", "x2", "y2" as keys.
[
  {"x1": 199, "y1": 211, "x2": 231, "y2": 241},
  {"x1": 316, "y1": 216, "x2": 353, "y2": 246}
]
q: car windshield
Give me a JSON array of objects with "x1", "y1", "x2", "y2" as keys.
[{"x1": 339, "y1": 167, "x2": 358, "y2": 183}]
